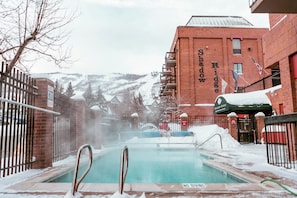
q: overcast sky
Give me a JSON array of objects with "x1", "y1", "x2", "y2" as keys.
[{"x1": 30, "y1": 0, "x2": 269, "y2": 75}]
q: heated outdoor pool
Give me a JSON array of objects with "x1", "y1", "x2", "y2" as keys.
[{"x1": 49, "y1": 147, "x2": 246, "y2": 184}]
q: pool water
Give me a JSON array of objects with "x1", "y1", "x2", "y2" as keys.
[{"x1": 50, "y1": 147, "x2": 246, "y2": 184}]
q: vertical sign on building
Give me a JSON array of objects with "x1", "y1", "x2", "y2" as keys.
[
  {"x1": 212, "y1": 62, "x2": 219, "y2": 93},
  {"x1": 198, "y1": 49, "x2": 206, "y2": 82},
  {"x1": 47, "y1": 85, "x2": 54, "y2": 108}
]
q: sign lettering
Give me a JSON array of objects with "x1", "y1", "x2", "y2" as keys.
[
  {"x1": 212, "y1": 62, "x2": 219, "y2": 93},
  {"x1": 198, "y1": 49, "x2": 206, "y2": 82}
]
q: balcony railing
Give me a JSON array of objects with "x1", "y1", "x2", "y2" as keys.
[{"x1": 165, "y1": 52, "x2": 176, "y2": 67}]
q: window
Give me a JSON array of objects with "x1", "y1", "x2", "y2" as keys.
[
  {"x1": 271, "y1": 68, "x2": 281, "y2": 86},
  {"x1": 234, "y1": 63, "x2": 242, "y2": 74},
  {"x1": 291, "y1": 53, "x2": 297, "y2": 78},
  {"x1": 232, "y1": 39, "x2": 241, "y2": 54}
]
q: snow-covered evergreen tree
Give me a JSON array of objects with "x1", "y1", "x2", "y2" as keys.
[
  {"x1": 133, "y1": 92, "x2": 145, "y2": 120},
  {"x1": 83, "y1": 83, "x2": 95, "y2": 107},
  {"x1": 94, "y1": 86, "x2": 107, "y2": 113},
  {"x1": 120, "y1": 89, "x2": 133, "y2": 118},
  {"x1": 55, "y1": 79, "x2": 64, "y2": 93},
  {"x1": 65, "y1": 82, "x2": 75, "y2": 97}
]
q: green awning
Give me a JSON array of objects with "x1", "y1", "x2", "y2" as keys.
[{"x1": 214, "y1": 92, "x2": 272, "y2": 114}]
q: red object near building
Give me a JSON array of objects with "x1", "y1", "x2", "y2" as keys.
[
  {"x1": 160, "y1": 122, "x2": 169, "y2": 131},
  {"x1": 262, "y1": 125, "x2": 286, "y2": 144}
]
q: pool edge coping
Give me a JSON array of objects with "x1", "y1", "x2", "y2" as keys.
[{"x1": 1, "y1": 148, "x2": 286, "y2": 196}]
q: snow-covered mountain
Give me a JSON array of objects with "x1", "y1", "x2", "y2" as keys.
[{"x1": 31, "y1": 72, "x2": 161, "y2": 105}]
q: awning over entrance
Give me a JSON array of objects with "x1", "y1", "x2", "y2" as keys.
[{"x1": 214, "y1": 90, "x2": 273, "y2": 114}]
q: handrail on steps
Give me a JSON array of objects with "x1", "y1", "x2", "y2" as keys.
[
  {"x1": 71, "y1": 144, "x2": 93, "y2": 196},
  {"x1": 119, "y1": 145, "x2": 129, "y2": 194},
  {"x1": 196, "y1": 133, "x2": 223, "y2": 149}
]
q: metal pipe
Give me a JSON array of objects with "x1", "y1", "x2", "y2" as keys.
[
  {"x1": 196, "y1": 133, "x2": 223, "y2": 149},
  {"x1": 0, "y1": 97, "x2": 60, "y2": 115},
  {"x1": 71, "y1": 144, "x2": 93, "y2": 196},
  {"x1": 119, "y1": 145, "x2": 129, "y2": 194}
]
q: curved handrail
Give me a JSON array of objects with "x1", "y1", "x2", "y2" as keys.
[
  {"x1": 119, "y1": 145, "x2": 129, "y2": 194},
  {"x1": 196, "y1": 133, "x2": 223, "y2": 149},
  {"x1": 71, "y1": 144, "x2": 93, "y2": 196}
]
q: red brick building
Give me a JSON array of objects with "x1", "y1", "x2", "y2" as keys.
[
  {"x1": 262, "y1": 14, "x2": 297, "y2": 115},
  {"x1": 160, "y1": 16, "x2": 269, "y2": 118}
]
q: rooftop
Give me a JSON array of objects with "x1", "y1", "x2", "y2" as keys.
[{"x1": 186, "y1": 16, "x2": 254, "y2": 28}]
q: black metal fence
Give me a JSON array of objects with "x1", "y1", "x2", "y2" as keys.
[
  {"x1": 0, "y1": 63, "x2": 37, "y2": 177},
  {"x1": 53, "y1": 91, "x2": 76, "y2": 162},
  {"x1": 264, "y1": 113, "x2": 297, "y2": 169}
]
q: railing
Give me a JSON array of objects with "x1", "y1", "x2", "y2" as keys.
[
  {"x1": 195, "y1": 133, "x2": 223, "y2": 150},
  {"x1": 264, "y1": 113, "x2": 297, "y2": 169},
  {"x1": 119, "y1": 145, "x2": 129, "y2": 194},
  {"x1": 0, "y1": 64, "x2": 37, "y2": 177},
  {"x1": 71, "y1": 144, "x2": 93, "y2": 196},
  {"x1": 0, "y1": 97, "x2": 60, "y2": 115}
]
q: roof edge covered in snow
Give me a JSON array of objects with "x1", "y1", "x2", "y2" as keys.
[
  {"x1": 214, "y1": 85, "x2": 281, "y2": 114},
  {"x1": 185, "y1": 16, "x2": 254, "y2": 28}
]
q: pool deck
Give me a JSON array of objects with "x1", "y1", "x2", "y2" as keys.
[{"x1": 2, "y1": 150, "x2": 297, "y2": 197}]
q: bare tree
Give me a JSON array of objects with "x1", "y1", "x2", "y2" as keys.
[{"x1": 0, "y1": 0, "x2": 77, "y2": 74}]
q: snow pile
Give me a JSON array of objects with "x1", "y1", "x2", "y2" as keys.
[
  {"x1": 190, "y1": 124, "x2": 240, "y2": 150},
  {"x1": 110, "y1": 191, "x2": 145, "y2": 198},
  {"x1": 64, "y1": 190, "x2": 82, "y2": 198},
  {"x1": 0, "y1": 169, "x2": 46, "y2": 191},
  {"x1": 126, "y1": 124, "x2": 239, "y2": 150},
  {"x1": 64, "y1": 190, "x2": 146, "y2": 198}
]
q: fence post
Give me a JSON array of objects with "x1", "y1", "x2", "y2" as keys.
[
  {"x1": 255, "y1": 112, "x2": 265, "y2": 144},
  {"x1": 227, "y1": 112, "x2": 238, "y2": 141},
  {"x1": 32, "y1": 78, "x2": 55, "y2": 169},
  {"x1": 73, "y1": 99, "x2": 86, "y2": 149}
]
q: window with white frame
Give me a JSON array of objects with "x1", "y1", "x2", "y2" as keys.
[
  {"x1": 232, "y1": 38, "x2": 241, "y2": 54},
  {"x1": 234, "y1": 63, "x2": 242, "y2": 74}
]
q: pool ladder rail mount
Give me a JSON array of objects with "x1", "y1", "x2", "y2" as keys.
[{"x1": 71, "y1": 144, "x2": 93, "y2": 196}]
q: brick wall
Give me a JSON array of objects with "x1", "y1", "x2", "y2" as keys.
[
  {"x1": 73, "y1": 99, "x2": 86, "y2": 149},
  {"x1": 269, "y1": 14, "x2": 286, "y2": 29},
  {"x1": 263, "y1": 14, "x2": 297, "y2": 114},
  {"x1": 173, "y1": 26, "x2": 268, "y2": 117},
  {"x1": 33, "y1": 78, "x2": 54, "y2": 169},
  {"x1": 31, "y1": 78, "x2": 102, "y2": 169}
]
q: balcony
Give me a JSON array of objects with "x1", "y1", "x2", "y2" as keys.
[
  {"x1": 165, "y1": 83, "x2": 176, "y2": 89},
  {"x1": 165, "y1": 52, "x2": 176, "y2": 67},
  {"x1": 160, "y1": 89, "x2": 173, "y2": 96},
  {"x1": 160, "y1": 52, "x2": 177, "y2": 98},
  {"x1": 249, "y1": 0, "x2": 297, "y2": 13},
  {"x1": 160, "y1": 76, "x2": 167, "y2": 83},
  {"x1": 161, "y1": 70, "x2": 172, "y2": 76}
]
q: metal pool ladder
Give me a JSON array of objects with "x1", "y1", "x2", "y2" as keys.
[
  {"x1": 71, "y1": 144, "x2": 93, "y2": 196},
  {"x1": 119, "y1": 145, "x2": 129, "y2": 194},
  {"x1": 196, "y1": 133, "x2": 223, "y2": 149}
]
